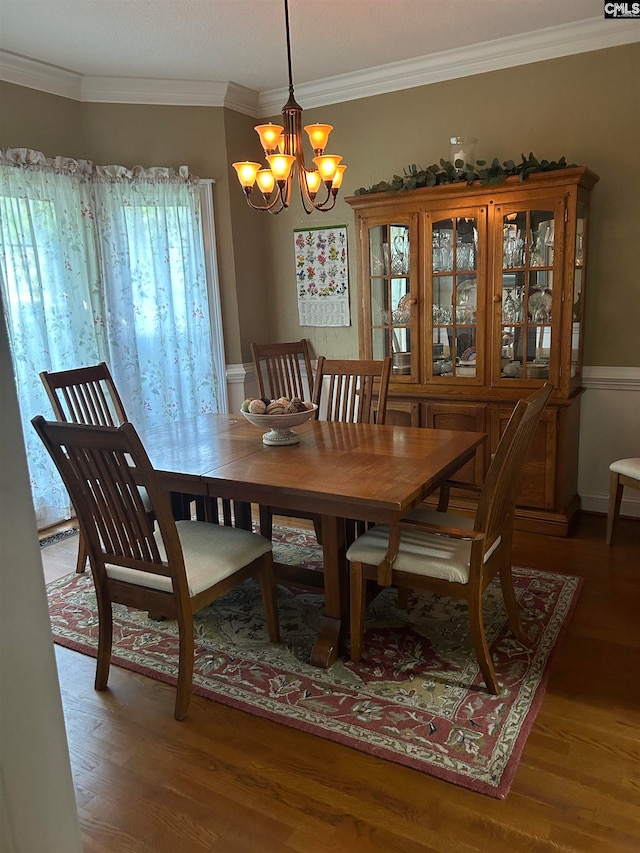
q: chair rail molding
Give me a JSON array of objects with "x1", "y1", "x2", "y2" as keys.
[
  {"x1": 579, "y1": 366, "x2": 640, "y2": 518},
  {"x1": 226, "y1": 362, "x2": 257, "y2": 414}
]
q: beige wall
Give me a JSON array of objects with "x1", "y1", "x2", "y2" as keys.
[
  {"x1": 0, "y1": 81, "x2": 83, "y2": 153},
  {"x1": 2, "y1": 42, "x2": 639, "y2": 367}
]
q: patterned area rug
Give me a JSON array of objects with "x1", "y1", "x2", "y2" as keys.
[
  {"x1": 40, "y1": 527, "x2": 79, "y2": 547},
  {"x1": 46, "y1": 525, "x2": 581, "y2": 798}
]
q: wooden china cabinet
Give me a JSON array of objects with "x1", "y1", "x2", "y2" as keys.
[{"x1": 346, "y1": 167, "x2": 599, "y2": 536}]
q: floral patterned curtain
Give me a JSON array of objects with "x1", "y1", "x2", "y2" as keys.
[{"x1": 0, "y1": 148, "x2": 221, "y2": 528}]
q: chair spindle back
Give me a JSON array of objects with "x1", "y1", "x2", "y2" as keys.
[
  {"x1": 312, "y1": 356, "x2": 392, "y2": 424},
  {"x1": 40, "y1": 362, "x2": 127, "y2": 426},
  {"x1": 251, "y1": 339, "x2": 314, "y2": 402}
]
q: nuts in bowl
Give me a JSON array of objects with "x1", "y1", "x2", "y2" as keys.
[{"x1": 240, "y1": 397, "x2": 317, "y2": 445}]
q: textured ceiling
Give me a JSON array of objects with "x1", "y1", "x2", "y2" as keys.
[{"x1": 0, "y1": 0, "x2": 608, "y2": 93}]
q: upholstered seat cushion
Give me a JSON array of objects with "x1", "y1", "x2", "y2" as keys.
[
  {"x1": 346, "y1": 508, "x2": 502, "y2": 585},
  {"x1": 106, "y1": 520, "x2": 271, "y2": 597},
  {"x1": 404, "y1": 507, "x2": 502, "y2": 564},
  {"x1": 609, "y1": 458, "x2": 640, "y2": 479}
]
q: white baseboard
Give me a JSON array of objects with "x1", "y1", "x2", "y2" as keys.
[{"x1": 580, "y1": 492, "x2": 640, "y2": 519}]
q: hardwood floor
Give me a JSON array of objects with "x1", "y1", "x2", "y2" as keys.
[{"x1": 45, "y1": 513, "x2": 640, "y2": 852}]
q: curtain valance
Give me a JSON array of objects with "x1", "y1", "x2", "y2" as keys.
[{"x1": 0, "y1": 148, "x2": 198, "y2": 185}]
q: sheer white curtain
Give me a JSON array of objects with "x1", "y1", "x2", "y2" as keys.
[{"x1": 0, "y1": 148, "x2": 223, "y2": 528}]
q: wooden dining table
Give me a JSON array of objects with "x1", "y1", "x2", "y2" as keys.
[{"x1": 140, "y1": 413, "x2": 486, "y2": 668}]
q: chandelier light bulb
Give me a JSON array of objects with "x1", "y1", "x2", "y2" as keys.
[
  {"x1": 255, "y1": 123, "x2": 285, "y2": 152},
  {"x1": 266, "y1": 153, "x2": 296, "y2": 182},
  {"x1": 232, "y1": 161, "x2": 261, "y2": 188},
  {"x1": 256, "y1": 169, "x2": 276, "y2": 195},
  {"x1": 313, "y1": 155, "x2": 342, "y2": 183},
  {"x1": 331, "y1": 164, "x2": 347, "y2": 190},
  {"x1": 305, "y1": 170, "x2": 323, "y2": 195},
  {"x1": 304, "y1": 123, "x2": 333, "y2": 152}
]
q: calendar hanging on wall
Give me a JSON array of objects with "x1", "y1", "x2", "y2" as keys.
[{"x1": 294, "y1": 225, "x2": 350, "y2": 327}]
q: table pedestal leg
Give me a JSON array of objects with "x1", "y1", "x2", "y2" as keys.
[{"x1": 310, "y1": 515, "x2": 347, "y2": 668}]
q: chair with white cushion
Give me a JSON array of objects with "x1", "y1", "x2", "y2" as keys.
[
  {"x1": 32, "y1": 416, "x2": 280, "y2": 720},
  {"x1": 346, "y1": 383, "x2": 553, "y2": 695},
  {"x1": 606, "y1": 458, "x2": 640, "y2": 545}
]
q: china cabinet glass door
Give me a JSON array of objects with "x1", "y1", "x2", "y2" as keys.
[
  {"x1": 365, "y1": 215, "x2": 417, "y2": 379},
  {"x1": 495, "y1": 200, "x2": 563, "y2": 383},
  {"x1": 571, "y1": 202, "x2": 587, "y2": 378},
  {"x1": 429, "y1": 208, "x2": 484, "y2": 381}
]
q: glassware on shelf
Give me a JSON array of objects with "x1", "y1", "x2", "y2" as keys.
[
  {"x1": 456, "y1": 240, "x2": 475, "y2": 269},
  {"x1": 432, "y1": 233, "x2": 442, "y2": 272},
  {"x1": 531, "y1": 228, "x2": 545, "y2": 267},
  {"x1": 545, "y1": 224, "x2": 555, "y2": 264},
  {"x1": 513, "y1": 287, "x2": 525, "y2": 322},
  {"x1": 502, "y1": 289, "x2": 516, "y2": 323},
  {"x1": 502, "y1": 360, "x2": 521, "y2": 378},
  {"x1": 433, "y1": 303, "x2": 453, "y2": 325},
  {"x1": 528, "y1": 288, "x2": 552, "y2": 323},
  {"x1": 503, "y1": 225, "x2": 524, "y2": 268},
  {"x1": 455, "y1": 279, "x2": 476, "y2": 324},
  {"x1": 434, "y1": 231, "x2": 453, "y2": 271},
  {"x1": 382, "y1": 292, "x2": 413, "y2": 325},
  {"x1": 391, "y1": 233, "x2": 408, "y2": 274},
  {"x1": 449, "y1": 136, "x2": 477, "y2": 171}
]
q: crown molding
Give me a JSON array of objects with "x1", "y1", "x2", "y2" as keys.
[
  {"x1": 222, "y1": 83, "x2": 260, "y2": 117},
  {"x1": 2, "y1": 17, "x2": 639, "y2": 114},
  {"x1": 0, "y1": 51, "x2": 261, "y2": 113},
  {"x1": 259, "y1": 17, "x2": 640, "y2": 114},
  {"x1": 80, "y1": 77, "x2": 230, "y2": 107},
  {"x1": 0, "y1": 50, "x2": 82, "y2": 100}
]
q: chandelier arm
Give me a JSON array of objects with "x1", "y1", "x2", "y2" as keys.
[
  {"x1": 300, "y1": 171, "x2": 333, "y2": 208},
  {"x1": 297, "y1": 171, "x2": 316, "y2": 215},
  {"x1": 242, "y1": 186, "x2": 286, "y2": 214},
  {"x1": 296, "y1": 177, "x2": 336, "y2": 213},
  {"x1": 311, "y1": 192, "x2": 338, "y2": 213}
]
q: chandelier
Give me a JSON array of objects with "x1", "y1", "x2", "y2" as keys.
[{"x1": 232, "y1": 0, "x2": 346, "y2": 215}]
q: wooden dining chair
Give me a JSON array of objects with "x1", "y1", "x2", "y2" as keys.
[
  {"x1": 251, "y1": 340, "x2": 319, "y2": 541},
  {"x1": 346, "y1": 383, "x2": 553, "y2": 695},
  {"x1": 606, "y1": 457, "x2": 640, "y2": 544},
  {"x1": 311, "y1": 356, "x2": 392, "y2": 425},
  {"x1": 40, "y1": 363, "x2": 143, "y2": 573},
  {"x1": 40, "y1": 362, "x2": 128, "y2": 428},
  {"x1": 40, "y1": 362, "x2": 245, "y2": 571},
  {"x1": 251, "y1": 339, "x2": 314, "y2": 403},
  {"x1": 32, "y1": 416, "x2": 280, "y2": 721}
]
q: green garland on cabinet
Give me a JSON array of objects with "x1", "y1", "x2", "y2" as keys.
[{"x1": 353, "y1": 153, "x2": 577, "y2": 196}]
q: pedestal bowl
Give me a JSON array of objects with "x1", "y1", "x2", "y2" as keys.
[{"x1": 240, "y1": 404, "x2": 318, "y2": 445}]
